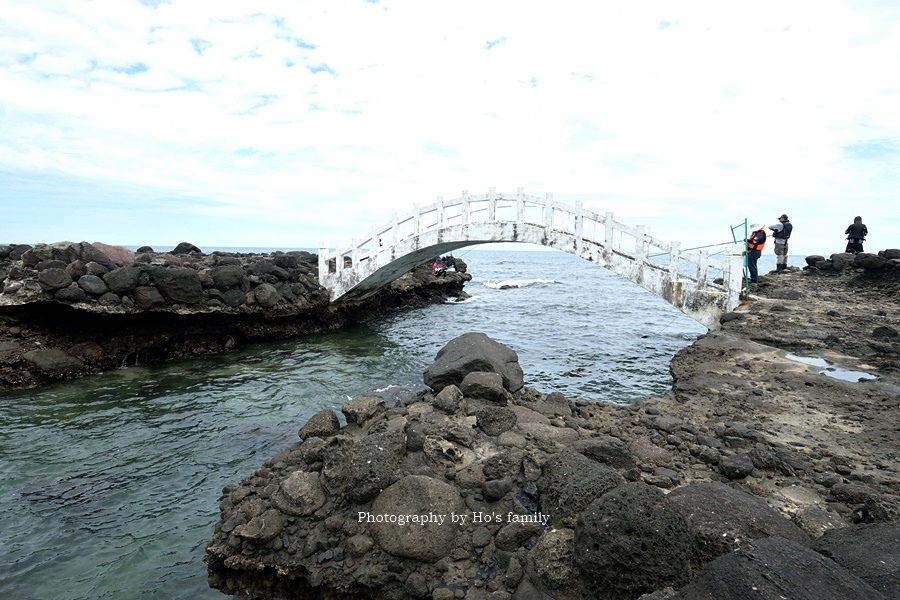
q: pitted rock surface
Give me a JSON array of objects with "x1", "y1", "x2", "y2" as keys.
[{"x1": 575, "y1": 482, "x2": 695, "y2": 599}]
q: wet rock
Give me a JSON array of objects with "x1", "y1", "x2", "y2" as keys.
[
  {"x1": 221, "y1": 288, "x2": 245, "y2": 307},
  {"x1": 67, "y1": 341, "x2": 103, "y2": 361},
  {"x1": 22, "y1": 349, "x2": 83, "y2": 375},
  {"x1": 872, "y1": 326, "x2": 898, "y2": 340}
]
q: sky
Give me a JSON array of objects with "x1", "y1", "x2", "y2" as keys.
[{"x1": 1, "y1": 0, "x2": 899, "y2": 258}]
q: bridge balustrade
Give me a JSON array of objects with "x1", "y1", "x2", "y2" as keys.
[{"x1": 319, "y1": 187, "x2": 743, "y2": 329}]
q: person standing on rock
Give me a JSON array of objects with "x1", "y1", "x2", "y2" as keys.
[
  {"x1": 746, "y1": 223, "x2": 766, "y2": 284},
  {"x1": 767, "y1": 214, "x2": 792, "y2": 273},
  {"x1": 844, "y1": 216, "x2": 868, "y2": 254}
]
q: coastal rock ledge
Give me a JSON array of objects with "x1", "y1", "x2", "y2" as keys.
[
  {"x1": 206, "y1": 304, "x2": 900, "y2": 600},
  {"x1": 0, "y1": 241, "x2": 470, "y2": 390}
]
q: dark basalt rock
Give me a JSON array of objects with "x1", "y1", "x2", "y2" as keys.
[
  {"x1": 813, "y1": 523, "x2": 900, "y2": 597},
  {"x1": 424, "y1": 332, "x2": 525, "y2": 393},
  {"x1": 668, "y1": 481, "x2": 812, "y2": 567},
  {"x1": 1, "y1": 243, "x2": 471, "y2": 390},
  {"x1": 170, "y1": 242, "x2": 201, "y2": 255},
  {"x1": 540, "y1": 451, "x2": 624, "y2": 528},
  {"x1": 574, "y1": 482, "x2": 695, "y2": 599},
  {"x1": 669, "y1": 536, "x2": 885, "y2": 600}
]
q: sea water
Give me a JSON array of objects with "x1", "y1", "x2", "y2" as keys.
[{"x1": 1, "y1": 249, "x2": 795, "y2": 599}]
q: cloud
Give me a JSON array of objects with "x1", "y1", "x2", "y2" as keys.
[{"x1": 0, "y1": 0, "x2": 899, "y2": 256}]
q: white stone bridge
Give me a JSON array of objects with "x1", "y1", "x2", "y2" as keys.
[{"x1": 318, "y1": 188, "x2": 744, "y2": 330}]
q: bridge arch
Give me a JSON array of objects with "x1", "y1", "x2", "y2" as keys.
[{"x1": 319, "y1": 188, "x2": 744, "y2": 330}]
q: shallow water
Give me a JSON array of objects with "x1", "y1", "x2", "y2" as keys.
[{"x1": 785, "y1": 353, "x2": 878, "y2": 382}]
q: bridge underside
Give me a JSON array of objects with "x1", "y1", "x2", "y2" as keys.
[{"x1": 324, "y1": 222, "x2": 733, "y2": 330}]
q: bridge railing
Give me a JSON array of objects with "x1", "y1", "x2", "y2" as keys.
[{"x1": 319, "y1": 188, "x2": 736, "y2": 291}]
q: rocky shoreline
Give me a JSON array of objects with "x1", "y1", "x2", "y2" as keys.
[
  {"x1": 204, "y1": 251, "x2": 900, "y2": 600},
  {"x1": 0, "y1": 242, "x2": 471, "y2": 391}
]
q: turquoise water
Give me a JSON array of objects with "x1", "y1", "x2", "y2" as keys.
[{"x1": 0, "y1": 249, "x2": 721, "y2": 599}]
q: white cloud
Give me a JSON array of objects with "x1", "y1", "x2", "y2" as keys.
[{"x1": 0, "y1": 0, "x2": 898, "y2": 255}]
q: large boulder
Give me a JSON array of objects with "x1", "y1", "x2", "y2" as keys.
[
  {"x1": 854, "y1": 253, "x2": 889, "y2": 270},
  {"x1": 171, "y1": 242, "x2": 202, "y2": 255},
  {"x1": 367, "y1": 475, "x2": 465, "y2": 563},
  {"x1": 253, "y1": 283, "x2": 280, "y2": 308},
  {"x1": 574, "y1": 482, "x2": 694, "y2": 599},
  {"x1": 79, "y1": 242, "x2": 118, "y2": 270},
  {"x1": 805, "y1": 254, "x2": 825, "y2": 267},
  {"x1": 77, "y1": 274, "x2": 108, "y2": 295},
  {"x1": 104, "y1": 266, "x2": 141, "y2": 293},
  {"x1": 37, "y1": 268, "x2": 72, "y2": 291},
  {"x1": 91, "y1": 242, "x2": 134, "y2": 266},
  {"x1": 150, "y1": 266, "x2": 203, "y2": 304},
  {"x1": 830, "y1": 252, "x2": 855, "y2": 271},
  {"x1": 423, "y1": 332, "x2": 524, "y2": 393},
  {"x1": 669, "y1": 536, "x2": 885, "y2": 600},
  {"x1": 211, "y1": 264, "x2": 245, "y2": 289},
  {"x1": 668, "y1": 481, "x2": 811, "y2": 567}
]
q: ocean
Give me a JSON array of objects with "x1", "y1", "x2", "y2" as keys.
[{"x1": 0, "y1": 249, "x2": 796, "y2": 599}]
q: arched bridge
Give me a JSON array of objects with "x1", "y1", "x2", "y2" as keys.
[{"x1": 318, "y1": 188, "x2": 744, "y2": 330}]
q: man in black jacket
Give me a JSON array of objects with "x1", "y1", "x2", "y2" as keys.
[{"x1": 845, "y1": 216, "x2": 868, "y2": 254}]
